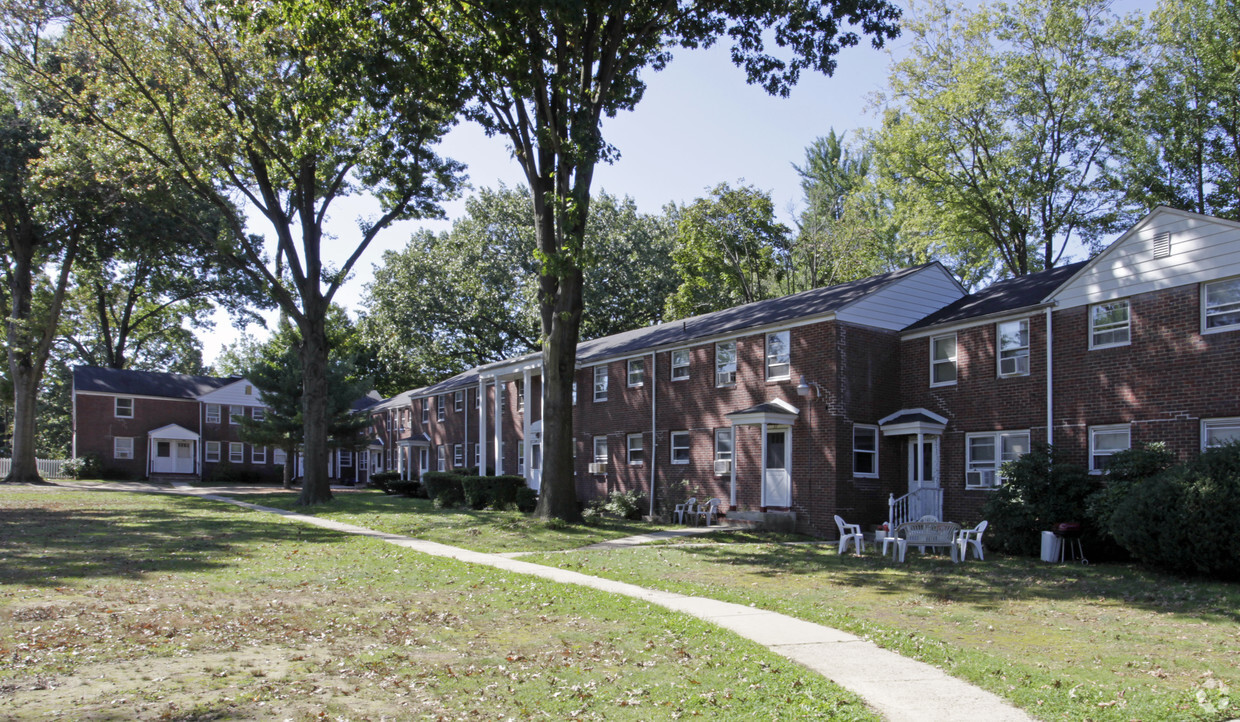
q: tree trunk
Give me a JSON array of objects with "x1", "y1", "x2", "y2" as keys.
[
  {"x1": 6, "y1": 365, "x2": 44, "y2": 484},
  {"x1": 296, "y1": 307, "x2": 332, "y2": 505},
  {"x1": 536, "y1": 269, "x2": 584, "y2": 522},
  {"x1": 4, "y1": 226, "x2": 53, "y2": 484}
]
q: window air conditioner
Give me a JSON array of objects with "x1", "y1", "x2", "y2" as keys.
[
  {"x1": 588, "y1": 462, "x2": 607, "y2": 475},
  {"x1": 966, "y1": 470, "x2": 997, "y2": 488},
  {"x1": 714, "y1": 459, "x2": 732, "y2": 475}
]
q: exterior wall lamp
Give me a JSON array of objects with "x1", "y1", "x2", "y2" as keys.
[{"x1": 797, "y1": 375, "x2": 825, "y2": 398}]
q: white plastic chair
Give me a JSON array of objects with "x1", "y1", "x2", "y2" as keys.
[
  {"x1": 695, "y1": 498, "x2": 721, "y2": 526},
  {"x1": 956, "y1": 520, "x2": 989, "y2": 561},
  {"x1": 834, "y1": 515, "x2": 865, "y2": 556},
  {"x1": 673, "y1": 497, "x2": 697, "y2": 525}
]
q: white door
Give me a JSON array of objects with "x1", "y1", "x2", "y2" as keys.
[
  {"x1": 906, "y1": 437, "x2": 941, "y2": 519},
  {"x1": 530, "y1": 441, "x2": 542, "y2": 491},
  {"x1": 175, "y1": 441, "x2": 194, "y2": 474},
  {"x1": 418, "y1": 448, "x2": 429, "y2": 480},
  {"x1": 152, "y1": 440, "x2": 174, "y2": 474},
  {"x1": 763, "y1": 428, "x2": 791, "y2": 507}
]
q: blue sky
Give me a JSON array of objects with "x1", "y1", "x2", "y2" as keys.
[{"x1": 204, "y1": 0, "x2": 1156, "y2": 366}]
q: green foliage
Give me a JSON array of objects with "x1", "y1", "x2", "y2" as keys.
[
  {"x1": 61, "y1": 453, "x2": 102, "y2": 479},
  {"x1": 514, "y1": 486, "x2": 537, "y2": 514},
  {"x1": 368, "y1": 471, "x2": 398, "y2": 495},
  {"x1": 1101, "y1": 444, "x2": 1240, "y2": 579},
  {"x1": 461, "y1": 475, "x2": 528, "y2": 510},
  {"x1": 585, "y1": 490, "x2": 647, "y2": 522},
  {"x1": 664, "y1": 183, "x2": 790, "y2": 319},
  {"x1": 386, "y1": 477, "x2": 424, "y2": 498},
  {"x1": 981, "y1": 444, "x2": 1098, "y2": 556},
  {"x1": 421, "y1": 471, "x2": 465, "y2": 508}
]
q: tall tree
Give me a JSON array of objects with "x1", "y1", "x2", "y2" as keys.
[
  {"x1": 664, "y1": 182, "x2": 790, "y2": 319},
  {"x1": 873, "y1": 0, "x2": 1141, "y2": 287},
  {"x1": 400, "y1": 0, "x2": 901, "y2": 520},
  {"x1": 15, "y1": 0, "x2": 465, "y2": 502},
  {"x1": 360, "y1": 186, "x2": 676, "y2": 395}
]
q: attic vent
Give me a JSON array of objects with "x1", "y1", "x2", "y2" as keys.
[{"x1": 1153, "y1": 232, "x2": 1171, "y2": 259}]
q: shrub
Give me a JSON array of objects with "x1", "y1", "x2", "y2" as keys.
[
  {"x1": 461, "y1": 475, "x2": 527, "y2": 510},
  {"x1": 515, "y1": 486, "x2": 537, "y2": 513},
  {"x1": 62, "y1": 454, "x2": 102, "y2": 480},
  {"x1": 604, "y1": 489, "x2": 646, "y2": 520},
  {"x1": 981, "y1": 443, "x2": 1098, "y2": 556},
  {"x1": 387, "y1": 477, "x2": 424, "y2": 497},
  {"x1": 422, "y1": 471, "x2": 465, "y2": 507},
  {"x1": 369, "y1": 471, "x2": 399, "y2": 494},
  {"x1": 1104, "y1": 443, "x2": 1240, "y2": 579}
]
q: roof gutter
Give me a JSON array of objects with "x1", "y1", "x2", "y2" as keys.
[{"x1": 900, "y1": 301, "x2": 1056, "y2": 340}]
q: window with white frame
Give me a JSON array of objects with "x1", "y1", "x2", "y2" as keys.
[
  {"x1": 518, "y1": 381, "x2": 525, "y2": 411},
  {"x1": 437, "y1": 395, "x2": 445, "y2": 421},
  {"x1": 572, "y1": 381, "x2": 577, "y2": 405},
  {"x1": 454, "y1": 390, "x2": 463, "y2": 411},
  {"x1": 766, "y1": 330, "x2": 790, "y2": 380},
  {"x1": 205, "y1": 403, "x2": 221, "y2": 423},
  {"x1": 229, "y1": 406, "x2": 244, "y2": 425},
  {"x1": 997, "y1": 319, "x2": 1030, "y2": 376},
  {"x1": 716, "y1": 341, "x2": 737, "y2": 386},
  {"x1": 965, "y1": 431, "x2": 1030, "y2": 489},
  {"x1": 714, "y1": 428, "x2": 733, "y2": 475},
  {"x1": 454, "y1": 444, "x2": 463, "y2": 467},
  {"x1": 359, "y1": 453, "x2": 368, "y2": 471},
  {"x1": 517, "y1": 443, "x2": 525, "y2": 473},
  {"x1": 1090, "y1": 425, "x2": 1130, "y2": 472},
  {"x1": 501, "y1": 385, "x2": 507, "y2": 410},
  {"x1": 593, "y1": 436, "x2": 608, "y2": 463},
  {"x1": 252, "y1": 406, "x2": 266, "y2": 422},
  {"x1": 474, "y1": 443, "x2": 481, "y2": 466},
  {"x1": 627, "y1": 359, "x2": 644, "y2": 387},
  {"x1": 475, "y1": 388, "x2": 481, "y2": 409},
  {"x1": 626, "y1": 433, "x2": 643, "y2": 464},
  {"x1": 422, "y1": 400, "x2": 429, "y2": 424},
  {"x1": 273, "y1": 448, "x2": 287, "y2": 465},
  {"x1": 1202, "y1": 417, "x2": 1240, "y2": 449},
  {"x1": 930, "y1": 334, "x2": 957, "y2": 386},
  {"x1": 670, "y1": 431, "x2": 690, "y2": 464},
  {"x1": 1204, "y1": 277, "x2": 1240, "y2": 332},
  {"x1": 252, "y1": 446, "x2": 267, "y2": 464},
  {"x1": 671, "y1": 349, "x2": 690, "y2": 380},
  {"x1": 115, "y1": 397, "x2": 134, "y2": 418},
  {"x1": 1090, "y1": 300, "x2": 1131, "y2": 348},
  {"x1": 593, "y1": 365, "x2": 608, "y2": 401},
  {"x1": 437, "y1": 445, "x2": 446, "y2": 471},
  {"x1": 205, "y1": 441, "x2": 221, "y2": 462},
  {"x1": 853, "y1": 425, "x2": 879, "y2": 478},
  {"x1": 229, "y1": 442, "x2": 244, "y2": 463},
  {"x1": 339, "y1": 450, "x2": 351, "y2": 467},
  {"x1": 113, "y1": 436, "x2": 133, "y2": 459}
]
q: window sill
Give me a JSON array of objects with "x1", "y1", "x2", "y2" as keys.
[
  {"x1": 929, "y1": 381, "x2": 957, "y2": 388},
  {"x1": 1089, "y1": 341, "x2": 1130, "y2": 350}
]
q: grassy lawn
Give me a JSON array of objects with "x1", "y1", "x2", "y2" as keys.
[
  {"x1": 223, "y1": 488, "x2": 682, "y2": 554},
  {"x1": 0, "y1": 489, "x2": 873, "y2": 720},
  {"x1": 520, "y1": 540, "x2": 1240, "y2": 721}
]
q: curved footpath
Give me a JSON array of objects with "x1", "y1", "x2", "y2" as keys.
[{"x1": 47, "y1": 482, "x2": 1031, "y2": 721}]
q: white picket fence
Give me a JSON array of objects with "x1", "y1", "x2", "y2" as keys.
[{"x1": 0, "y1": 458, "x2": 71, "y2": 479}]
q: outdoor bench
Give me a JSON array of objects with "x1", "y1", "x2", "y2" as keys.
[{"x1": 894, "y1": 521, "x2": 962, "y2": 563}]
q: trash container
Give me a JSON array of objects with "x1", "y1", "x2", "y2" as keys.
[{"x1": 1040, "y1": 530, "x2": 1061, "y2": 562}]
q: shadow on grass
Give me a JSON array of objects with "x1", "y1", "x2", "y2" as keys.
[
  {"x1": 658, "y1": 541, "x2": 1240, "y2": 624},
  {"x1": 0, "y1": 493, "x2": 342, "y2": 588}
]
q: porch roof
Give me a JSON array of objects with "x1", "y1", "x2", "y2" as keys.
[
  {"x1": 397, "y1": 433, "x2": 432, "y2": 447},
  {"x1": 726, "y1": 398, "x2": 800, "y2": 426},
  {"x1": 147, "y1": 423, "x2": 199, "y2": 441},
  {"x1": 879, "y1": 408, "x2": 948, "y2": 436}
]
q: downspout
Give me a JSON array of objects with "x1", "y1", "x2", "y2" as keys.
[
  {"x1": 1045, "y1": 305, "x2": 1054, "y2": 447},
  {"x1": 197, "y1": 401, "x2": 203, "y2": 478},
  {"x1": 649, "y1": 350, "x2": 657, "y2": 519},
  {"x1": 463, "y1": 390, "x2": 469, "y2": 471}
]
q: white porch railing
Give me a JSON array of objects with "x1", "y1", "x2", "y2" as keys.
[
  {"x1": 888, "y1": 487, "x2": 944, "y2": 530},
  {"x1": 0, "y1": 458, "x2": 71, "y2": 479}
]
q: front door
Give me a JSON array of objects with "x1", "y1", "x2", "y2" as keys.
[
  {"x1": 530, "y1": 441, "x2": 542, "y2": 491},
  {"x1": 174, "y1": 441, "x2": 194, "y2": 474},
  {"x1": 152, "y1": 440, "x2": 174, "y2": 474},
  {"x1": 418, "y1": 447, "x2": 429, "y2": 480},
  {"x1": 763, "y1": 427, "x2": 791, "y2": 508},
  {"x1": 906, "y1": 436, "x2": 941, "y2": 519}
]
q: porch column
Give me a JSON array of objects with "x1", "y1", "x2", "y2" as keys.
[
  {"x1": 916, "y1": 431, "x2": 925, "y2": 485},
  {"x1": 494, "y1": 377, "x2": 503, "y2": 475},
  {"x1": 522, "y1": 368, "x2": 532, "y2": 482},
  {"x1": 759, "y1": 422, "x2": 768, "y2": 508},
  {"x1": 478, "y1": 379, "x2": 486, "y2": 472}
]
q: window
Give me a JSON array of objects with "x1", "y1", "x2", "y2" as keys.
[
  {"x1": 437, "y1": 395, "x2": 445, "y2": 421},
  {"x1": 229, "y1": 442, "x2": 244, "y2": 463},
  {"x1": 1203, "y1": 278, "x2": 1240, "y2": 332},
  {"x1": 454, "y1": 390, "x2": 463, "y2": 411},
  {"x1": 114, "y1": 397, "x2": 134, "y2": 418},
  {"x1": 1090, "y1": 425, "x2": 1130, "y2": 472},
  {"x1": 670, "y1": 431, "x2": 690, "y2": 464},
  {"x1": 204, "y1": 441, "x2": 220, "y2": 462},
  {"x1": 205, "y1": 404, "x2": 221, "y2": 423},
  {"x1": 273, "y1": 448, "x2": 287, "y2": 465},
  {"x1": 714, "y1": 428, "x2": 733, "y2": 475},
  {"x1": 244, "y1": 384, "x2": 253, "y2": 395},
  {"x1": 518, "y1": 381, "x2": 526, "y2": 411},
  {"x1": 422, "y1": 400, "x2": 429, "y2": 424},
  {"x1": 517, "y1": 444, "x2": 525, "y2": 474},
  {"x1": 474, "y1": 443, "x2": 481, "y2": 466},
  {"x1": 1203, "y1": 418, "x2": 1240, "y2": 450},
  {"x1": 1090, "y1": 301, "x2": 1130, "y2": 348},
  {"x1": 572, "y1": 381, "x2": 577, "y2": 405},
  {"x1": 627, "y1": 359, "x2": 645, "y2": 387},
  {"x1": 454, "y1": 444, "x2": 464, "y2": 467},
  {"x1": 155, "y1": 441, "x2": 171, "y2": 458},
  {"x1": 965, "y1": 431, "x2": 1029, "y2": 489},
  {"x1": 593, "y1": 436, "x2": 608, "y2": 463},
  {"x1": 853, "y1": 425, "x2": 879, "y2": 478},
  {"x1": 252, "y1": 446, "x2": 267, "y2": 464},
  {"x1": 501, "y1": 385, "x2": 507, "y2": 410},
  {"x1": 229, "y1": 406, "x2": 244, "y2": 425},
  {"x1": 252, "y1": 407, "x2": 266, "y2": 422},
  {"x1": 715, "y1": 341, "x2": 737, "y2": 386},
  {"x1": 997, "y1": 319, "x2": 1030, "y2": 376},
  {"x1": 475, "y1": 389, "x2": 481, "y2": 410},
  {"x1": 671, "y1": 349, "x2": 690, "y2": 380},
  {"x1": 593, "y1": 365, "x2": 609, "y2": 401},
  {"x1": 437, "y1": 445, "x2": 446, "y2": 471},
  {"x1": 627, "y1": 433, "x2": 644, "y2": 465},
  {"x1": 766, "y1": 330, "x2": 790, "y2": 380},
  {"x1": 338, "y1": 450, "x2": 350, "y2": 467},
  {"x1": 930, "y1": 334, "x2": 957, "y2": 386},
  {"x1": 113, "y1": 437, "x2": 133, "y2": 460},
  {"x1": 359, "y1": 453, "x2": 368, "y2": 471}
]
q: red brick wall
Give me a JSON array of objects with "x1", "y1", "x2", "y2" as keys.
[{"x1": 75, "y1": 393, "x2": 200, "y2": 479}]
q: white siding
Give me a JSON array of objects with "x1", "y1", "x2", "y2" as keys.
[
  {"x1": 196, "y1": 378, "x2": 266, "y2": 406},
  {"x1": 1052, "y1": 208, "x2": 1240, "y2": 309},
  {"x1": 836, "y1": 265, "x2": 965, "y2": 330}
]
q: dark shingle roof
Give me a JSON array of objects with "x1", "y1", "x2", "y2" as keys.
[
  {"x1": 73, "y1": 365, "x2": 234, "y2": 399},
  {"x1": 904, "y1": 262, "x2": 1087, "y2": 331}
]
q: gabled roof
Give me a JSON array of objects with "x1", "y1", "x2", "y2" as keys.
[
  {"x1": 352, "y1": 391, "x2": 383, "y2": 412},
  {"x1": 903, "y1": 261, "x2": 1087, "y2": 332},
  {"x1": 73, "y1": 365, "x2": 234, "y2": 399}
]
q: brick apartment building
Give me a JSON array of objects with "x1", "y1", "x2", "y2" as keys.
[{"x1": 70, "y1": 207, "x2": 1240, "y2": 538}]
